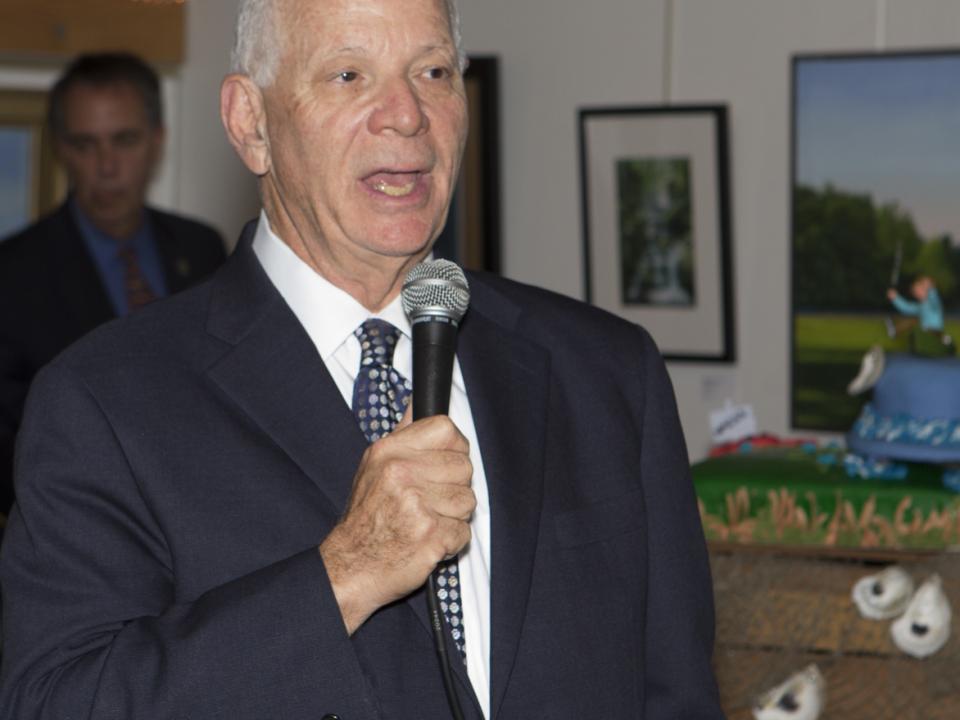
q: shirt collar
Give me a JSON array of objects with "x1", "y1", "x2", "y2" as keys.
[{"x1": 251, "y1": 211, "x2": 412, "y2": 359}]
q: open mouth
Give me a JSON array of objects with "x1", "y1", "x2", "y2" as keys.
[{"x1": 363, "y1": 170, "x2": 424, "y2": 198}]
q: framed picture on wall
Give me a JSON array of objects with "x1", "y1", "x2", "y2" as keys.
[
  {"x1": 579, "y1": 104, "x2": 734, "y2": 362},
  {"x1": 791, "y1": 50, "x2": 960, "y2": 430},
  {"x1": 434, "y1": 56, "x2": 501, "y2": 273},
  {"x1": 0, "y1": 90, "x2": 62, "y2": 239}
]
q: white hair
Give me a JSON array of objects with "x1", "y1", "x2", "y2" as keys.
[{"x1": 231, "y1": 0, "x2": 466, "y2": 87}]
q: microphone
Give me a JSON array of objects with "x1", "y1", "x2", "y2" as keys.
[
  {"x1": 401, "y1": 259, "x2": 470, "y2": 421},
  {"x1": 401, "y1": 258, "x2": 470, "y2": 720}
]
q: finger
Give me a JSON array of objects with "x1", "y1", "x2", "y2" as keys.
[
  {"x1": 420, "y1": 449, "x2": 473, "y2": 487},
  {"x1": 386, "y1": 447, "x2": 471, "y2": 491},
  {"x1": 395, "y1": 401, "x2": 414, "y2": 431},
  {"x1": 426, "y1": 484, "x2": 477, "y2": 521},
  {"x1": 433, "y1": 516, "x2": 472, "y2": 561},
  {"x1": 389, "y1": 414, "x2": 469, "y2": 454},
  {"x1": 362, "y1": 441, "x2": 469, "y2": 496}
]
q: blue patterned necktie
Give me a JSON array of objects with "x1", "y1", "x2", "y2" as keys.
[
  {"x1": 352, "y1": 319, "x2": 411, "y2": 442},
  {"x1": 352, "y1": 319, "x2": 467, "y2": 662}
]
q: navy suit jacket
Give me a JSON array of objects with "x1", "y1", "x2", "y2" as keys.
[
  {"x1": 0, "y1": 203, "x2": 226, "y2": 514},
  {"x1": 0, "y1": 228, "x2": 723, "y2": 719}
]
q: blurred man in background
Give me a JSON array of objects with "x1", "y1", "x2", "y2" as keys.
[{"x1": 0, "y1": 52, "x2": 226, "y2": 516}]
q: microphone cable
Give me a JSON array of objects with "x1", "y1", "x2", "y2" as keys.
[{"x1": 426, "y1": 572, "x2": 465, "y2": 720}]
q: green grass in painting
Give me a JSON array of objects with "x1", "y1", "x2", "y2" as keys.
[{"x1": 792, "y1": 313, "x2": 960, "y2": 431}]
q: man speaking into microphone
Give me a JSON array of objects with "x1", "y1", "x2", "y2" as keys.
[{"x1": 0, "y1": 0, "x2": 725, "y2": 718}]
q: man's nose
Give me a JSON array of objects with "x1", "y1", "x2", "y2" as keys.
[
  {"x1": 367, "y1": 78, "x2": 428, "y2": 136},
  {"x1": 96, "y1": 144, "x2": 119, "y2": 177}
]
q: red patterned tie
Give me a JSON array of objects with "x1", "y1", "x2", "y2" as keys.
[{"x1": 116, "y1": 242, "x2": 157, "y2": 312}]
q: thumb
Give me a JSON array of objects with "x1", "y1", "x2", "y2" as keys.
[{"x1": 395, "y1": 400, "x2": 414, "y2": 430}]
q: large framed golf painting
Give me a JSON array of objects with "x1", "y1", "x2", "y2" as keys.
[
  {"x1": 579, "y1": 104, "x2": 734, "y2": 362},
  {"x1": 791, "y1": 50, "x2": 960, "y2": 430}
]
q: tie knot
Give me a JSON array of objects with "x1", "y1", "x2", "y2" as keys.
[
  {"x1": 352, "y1": 318, "x2": 410, "y2": 443},
  {"x1": 356, "y1": 319, "x2": 401, "y2": 368},
  {"x1": 116, "y1": 242, "x2": 135, "y2": 261}
]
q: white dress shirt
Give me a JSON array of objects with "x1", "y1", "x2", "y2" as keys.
[{"x1": 252, "y1": 213, "x2": 491, "y2": 717}]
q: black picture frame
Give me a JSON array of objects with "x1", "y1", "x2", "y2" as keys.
[
  {"x1": 579, "y1": 104, "x2": 734, "y2": 362},
  {"x1": 434, "y1": 56, "x2": 501, "y2": 274}
]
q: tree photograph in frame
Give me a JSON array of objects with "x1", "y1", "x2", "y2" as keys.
[
  {"x1": 791, "y1": 50, "x2": 960, "y2": 431},
  {"x1": 617, "y1": 156, "x2": 694, "y2": 306},
  {"x1": 580, "y1": 105, "x2": 733, "y2": 362}
]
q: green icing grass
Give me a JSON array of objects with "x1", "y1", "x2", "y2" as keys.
[{"x1": 692, "y1": 447, "x2": 960, "y2": 549}]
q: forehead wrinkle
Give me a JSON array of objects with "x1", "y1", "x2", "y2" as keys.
[
  {"x1": 281, "y1": 0, "x2": 455, "y2": 65},
  {"x1": 332, "y1": 46, "x2": 369, "y2": 56},
  {"x1": 323, "y1": 42, "x2": 456, "y2": 63}
]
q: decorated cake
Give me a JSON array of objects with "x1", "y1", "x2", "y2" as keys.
[
  {"x1": 847, "y1": 353, "x2": 960, "y2": 463},
  {"x1": 692, "y1": 438, "x2": 960, "y2": 550},
  {"x1": 694, "y1": 349, "x2": 960, "y2": 550}
]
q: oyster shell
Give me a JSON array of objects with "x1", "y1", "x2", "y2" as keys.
[
  {"x1": 890, "y1": 574, "x2": 952, "y2": 658},
  {"x1": 851, "y1": 565, "x2": 915, "y2": 620},
  {"x1": 752, "y1": 664, "x2": 825, "y2": 720}
]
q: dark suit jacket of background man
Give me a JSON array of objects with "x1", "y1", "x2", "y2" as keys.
[
  {"x1": 0, "y1": 225, "x2": 724, "y2": 719},
  {"x1": 0, "y1": 202, "x2": 226, "y2": 515}
]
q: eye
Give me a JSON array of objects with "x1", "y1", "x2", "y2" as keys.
[
  {"x1": 65, "y1": 137, "x2": 94, "y2": 152},
  {"x1": 336, "y1": 70, "x2": 360, "y2": 83},
  {"x1": 424, "y1": 66, "x2": 450, "y2": 80},
  {"x1": 114, "y1": 130, "x2": 143, "y2": 148}
]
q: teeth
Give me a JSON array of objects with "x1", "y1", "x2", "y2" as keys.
[{"x1": 374, "y1": 180, "x2": 416, "y2": 197}]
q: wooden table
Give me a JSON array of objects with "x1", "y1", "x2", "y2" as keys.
[{"x1": 709, "y1": 543, "x2": 960, "y2": 719}]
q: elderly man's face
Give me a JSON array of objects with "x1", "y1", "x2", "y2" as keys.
[{"x1": 262, "y1": 0, "x2": 467, "y2": 268}]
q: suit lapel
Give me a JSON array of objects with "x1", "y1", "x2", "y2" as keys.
[
  {"x1": 206, "y1": 232, "x2": 446, "y2": 646},
  {"x1": 204, "y1": 234, "x2": 368, "y2": 514},
  {"x1": 206, "y1": 250, "x2": 550, "y2": 715},
  {"x1": 152, "y1": 211, "x2": 197, "y2": 294},
  {"x1": 52, "y1": 205, "x2": 116, "y2": 336},
  {"x1": 457, "y1": 278, "x2": 550, "y2": 718}
]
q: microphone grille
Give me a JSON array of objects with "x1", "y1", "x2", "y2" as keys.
[{"x1": 402, "y1": 259, "x2": 470, "y2": 322}]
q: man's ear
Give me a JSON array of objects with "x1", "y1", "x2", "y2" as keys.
[{"x1": 221, "y1": 74, "x2": 271, "y2": 176}]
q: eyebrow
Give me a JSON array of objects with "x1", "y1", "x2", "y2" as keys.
[{"x1": 63, "y1": 128, "x2": 144, "y2": 142}]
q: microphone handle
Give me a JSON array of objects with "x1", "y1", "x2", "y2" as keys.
[
  {"x1": 411, "y1": 316, "x2": 459, "y2": 421},
  {"x1": 410, "y1": 314, "x2": 466, "y2": 720}
]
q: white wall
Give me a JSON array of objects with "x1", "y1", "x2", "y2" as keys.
[
  {"x1": 176, "y1": 0, "x2": 260, "y2": 245},
  {"x1": 455, "y1": 0, "x2": 960, "y2": 460}
]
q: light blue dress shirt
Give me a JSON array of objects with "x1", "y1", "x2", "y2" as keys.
[
  {"x1": 891, "y1": 287, "x2": 944, "y2": 331},
  {"x1": 70, "y1": 198, "x2": 168, "y2": 316}
]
